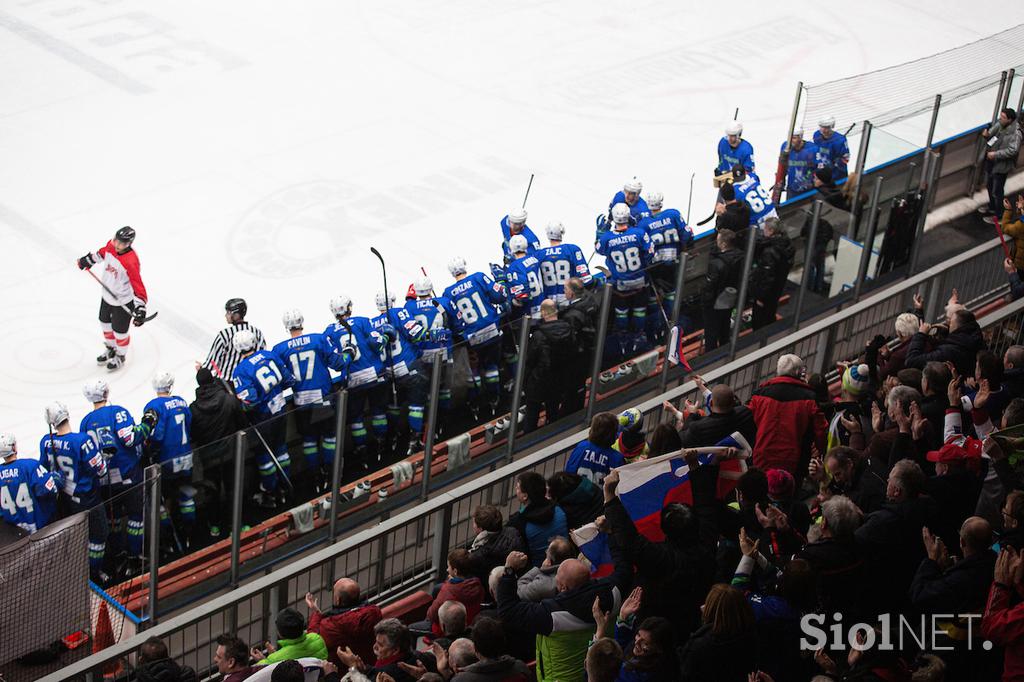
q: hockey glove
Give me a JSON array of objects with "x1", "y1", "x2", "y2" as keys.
[
  {"x1": 429, "y1": 328, "x2": 452, "y2": 346},
  {"x1": 378, "y1": 322, "x2": 397, "y2": 341},
  {"x1": 141, "y1": 407, "x2": 159, "y2": 435},
  {"x1": 132, "y1": 304, "x2": 148, "y2": 327},
  {"x1": 77, "y1": 253, "x2": 96, "y2": 270},
  {"x1": 489, "y1": 263, "x2": 507, "y2": 285},
  {"x1": 584, "y1": 271, "x2": 607, "y2": 288}
]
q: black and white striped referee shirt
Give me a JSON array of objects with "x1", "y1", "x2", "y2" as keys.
[{"x1": 202, "y1": 322, "x2": 267, "y2": 379}]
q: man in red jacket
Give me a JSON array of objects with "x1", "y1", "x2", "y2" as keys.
[
  {"x1": 748, "y1": 354, "x2": 826, "y2": 483},
  {"x1": 304, "y1": 578, "x2": 382, "y2": 665}
]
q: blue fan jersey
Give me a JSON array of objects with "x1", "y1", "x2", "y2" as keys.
[
  {"x1": 443, "y1": 272, "x2": 506, "y2": 347},
  {"x1": 597, "y1": 226, "x2": 654, "y2": 291},
  {"x1": 539, "y1": 244, "x2": 590, "y2": 304},
  {"x1": 506, "y1": 253, "x2": 545, "y2": 317},
  {"x1": 500, "y1": 217, "x2": 542, "y2": 263},
  {"x1": 80, "y1": 405, "x2": 142, "y2": 486},
  {"x1": 609, "y1": 192, "x2": 651, "y2": 221},
  {"x1": 813, "y1": 129, "x2": 850, "y2": 180},
  {"x1": 733, "y1": 173, "x2": 778, "y2": 227},
  {"x1": 0, "y1": 458, "x2": 60, "y2": 533},
  {"x1": 717, "y1": 137, "x2": 755, "y2": 173},
  {"x1": 324, "y1": 316, "x2": 386, "y2": 389},
  {"x1": 143, "y1": 396, "x2": 193, "y2": 476},
  {"x1": 371, "y1": 307, "x2": 426, "y2": 377},
  {"x1": 565, "y1": 440, "x2": 625, "y2": 486},
  {"x1": 638, "y1": 209, "x2": 692, "y2": 264},
  {"x1": 781, "y1": 140, "x2": 822, "y2": 195},
  {"x1": 273, "y1": 333, "x2": 349, "y2": 406},
  {"x1": 232, "y1": 350, "x2": 294, "y2": 417},
  {"x1": 39, "y1": 431, "x2": 106, "y2": 502},
  {"x1": 405, "y1": 297, "x2": 453, "y2": 361}
]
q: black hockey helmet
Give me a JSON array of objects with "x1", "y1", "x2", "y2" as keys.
[
  {"x1": 731, "y1": 164, "x2": 747, "y2": 183},
  {"x1": 115, "y1": 225, "x2": 136, "y2": 245},
  {"x1": 225, "y1": 298, "x2": 247, "y2": 318}
]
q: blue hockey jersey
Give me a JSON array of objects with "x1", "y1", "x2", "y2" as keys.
[
  {"x1": 597, "y1": 226, "x2": 653, "y2": 292},
  {"x1": 500, "y1": 217, "x2": 541, "y2": 263},
  {"x1": 143, "y1": 395, "x2": 193, "y2": 476},
  {"x1": 717, "y1": 138, "x2": 756, "y2": 173},
  {"x1": 781, "y1": 140, "x2": 821, "y2": 195},
  {"x1": 638, "y1": 209, "x2": 692, "y2": 264},
  {"x1": 733, "y1": 173, "x2": 778, "y2": 227},
  {"x1": 443, "y1": 272, "x2": 506, "y2": 347},
  {"x1": 232, "y1": 350, "x2": 294, "y2": 417},
  {"x1": 371, "y1": 307, "x2": 426, "y2": 377},
  {"x1": 0, "y1": 458, "x2": 60, "y2": 533},
  {"x1": 539, "y1": 243, "x2": 590, "y2": 304},
  {"x1": 506, "y1": 253, "x2": 545, "y2": 317},
  {"x1": 273, "y1": 333, "x2": 349, "y2": 406},
  {"x1": 813, "y1": 129, "x2": 850, "y2": 180},
  {"x1": 565, "y1": 440, "x2": 625, "y2": 486},
  {"x1": 324, "y1": 316, "x2": 386, "y2": 389},
  {"x1": 404, "y1": 297, "x2": 453, "y2": 361},
  {"x1": 80, "y1": 405, "x2": 142, "y2": 486},
  {"x1": 609, "y1": 192, "x2": 651, "y2": 221},
  {"x1": 39, "y1": 431, "x2": 106, "y2": 502}
]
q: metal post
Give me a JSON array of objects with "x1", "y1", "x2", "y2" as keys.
[
  {"x1": 729, "y1": 227, "x2": 759, "y2": 358},
  {"x1": 924, "y1": 94, "x2": 942, "y2": 151},
  {"x1": 145, "y1": 464, "x2": 161, "y2": 625},
  {"x1": 970, "y1": 72, "x2": 1009, "y2": 196},
  {"x1": 420, "y1": 353, "x2": 443, "y2": 500},
  {"x1": 793, "y1": 200, "x2": 822, "y2": 330},
  {"x1": 229, "y1": 430, "x2": 246, "y2": 588},
  {"x1": 853, "y1": 175, "x2": 884, "y2": 300},
  {"x1": 505, "y1": 317, "x2": 531, "y2": 462},
  {"x1": 993, "y1": 71, "x2": 1009, "y2": 122},
  {"x1": 847, "y1": 121, "x2": 873, "y2": 238},
  {"x1": 658, "y1": 252, "x2": 690, "y2": 393},
  {"x1": 585, "y1": 283, "x2": 613, "y2": 425},
  {"x1": 1018, "y1": 76, "x2": 1024, "y2": 114},
  {"x1": 1001, "y1": 69, "x2": 1015, "y2": 110},
  {"x1": 430, "y1": 504, "x2": 454, "y2": 583},
  {"x1": 328, "y1": 390, "x2": 347, "y2": 543},
  {"x1": 909, "y1": 151, "x2": 941, "y2": 275},
  {"x1": 904, "y1": 162, "x2": 917, "y2": 197}
]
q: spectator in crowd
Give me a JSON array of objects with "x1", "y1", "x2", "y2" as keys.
[
  {"x1": 524, "y1": 299, "x2": 576, "y2": 431},
  {"x1": 646, "y1": 423, "x2": 682, "y2": 457},
  {"x1": 613, "y1": 408, "x2": 649, "y2": 463},
  {"x1": 508, "y1": 472, "x2": 569, "y2": 567},
  {"x1": 565, "y1": 412, "x2": 623, "y2": 486},
  {"x1": 671, "y1": 380, "x2": 757, "y2": 450},
  {"x1": 701, "y1": 229, "x2": 744, "y2": 351},
  {"x1": 337, "y1": 618, "x2": 433, "y2": 682},
  {"x1": 305, "y1": 578, "x2": 382, "y2": 666},
  {"x1": 676, "y1": 584, "x2": 757, "y2": 681},
  {"x1": 922, "y1": 441, "x2": 986, "y2": 551},
  {"x1": 1000, "y1": 195, "x2": 1024, "y2": 275},
  {"x1": 1002, "y1": 345, "x2": 1024, "y2": 400},
  {"x1": 214, "y1": 634, "x2": 256, "y2": 682},
  {"x1": 766, "y1": 468, "x2": 812, "y2": 538},
  {"x1": 914, "y1": 360, "x2": 952, "y2": 449},
  {"x1": 435, "y1": 600, "x2": 471, "y2": 644},
  {"x1": 847, "y1": 384, "x2": 921, "y2": 475},
  {"x1": 585, "y1": 638, "x2": 624, "y2": 682},
  {"x1": 999, "y1": 490, "x2": 1024, "y2": 551},
  {"x1": 592, "y1": 586, "x2": 678, "y2": 682},
  {"x1": 796, "y1": 495, "x2": 867, "y2": 622},
  {"x1": 137, "y1": 637, "x2": 198, "y2": 682},
  {"x1": 512, "y1": 537, "x2": 576, "y2": 601},
  {"x1": 980, "y1": 108, "x2": 1022, "y2": 222},
  {"x1": 823, "y1": 363, "x2": 871, "y2": 450},
  {"x1": 810, "y1": 446, "x2": 886, "y2": 515},
  {"x1": 559, "y1": 277, "x2": 599, "y2": 414},
  {"x1": 905, "y1": 308, "x2": 984, "y2": 379},
  {"x1": 445, "y1": 638, "x2": 479, "y2": 677},
  {"x1": 452, "y1": 616, "x2": 531, "y2": 682},
  {"x1": 873, "y1": 311, "x2": 922, "y2": 381},
  {"x1": 982, "y1": 547, "x2": 1024, "y2": 679},
  {"x1": 465, "y1": 505, "x2": 526, "y2": 592},
  {"x1": 750, "y1": 217, "x2": 794, "y2": 331},
  {"x1": 252, "y1": 608, "x2": 328, "y2": 664},
  {"x1": 748, "y1": 354, "x2": 826, "y2": 483},
  {"x1": 426, "y1": 549, "x2": 485, "y2": 635},
  {"x1": 1005, "y1": 257, "x2": 1024, "y2": 300},
  {"x1": 547, "y1": 472, "x2": 603, "y2": 531},
  {"x1": 714, "y1": 183, "x2": 751, "y2": 233}
]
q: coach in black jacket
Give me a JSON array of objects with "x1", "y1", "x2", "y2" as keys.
[{"x1": 524, "y1": 300, "x2": 576, "y2": 432}]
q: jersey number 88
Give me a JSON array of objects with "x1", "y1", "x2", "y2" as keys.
[{"x1": 610, "y1": 246, "x2": 642, "y2": 273}]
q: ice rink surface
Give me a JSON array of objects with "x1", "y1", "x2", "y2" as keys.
[{"x1": 0, "y1": 0, "x2": 995, "y2": 452}]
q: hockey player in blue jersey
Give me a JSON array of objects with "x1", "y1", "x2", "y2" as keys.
[
  {"x1": 144, "y1": 371, "x2": 196, "y2": 552},
  {"x1": 539, "y1": 222, "x2": 590, "y2": 307},
  {"x1": 609, "y1": 176, "x2": 651, "y2": 222},
  {"x1": 324, "y1": 295, "x2": 390, "y2": 471},
  {"x1": 41, "y1": 401, "x2": 110, "y2": 582},
  {"x1": 638, "y1": 190, "x2": 693, "y2": 339},
  {"x1": 0, "y1": 433, "x2": 60, "y2": 534},
  {"x1": 274, "y1": 309, "x2": 351, "y2": 491},
  {"x1": 81, "y1": 378, "x2": 154, "y2": 569},
  {"x1": 500, "y1": 207, "x2": 541, "y2": 265},
  {"x1": 775, "y1": 129, "x2": 822, "y2": 200},
  {"x1": 731, "y1": 165, "x2": 779, "y2": 230},
  {"x1": 814, "y1": 115, "x2": 850, "y2": 182},
  {"x1": 231, "y1": 329, "x2": 295, "y2": 507},
  {"x1": 506, "y1": 235, "x2": 546, "y2": 319},
  {"x1": 405, "y1": 276, "x2": 455, "y2": 435},
  {"x1": 597, "y1": 203, "x2": 654, "y2": 352},
  {"x1": 443, "y1": 256, "x2": 507, "y2": 415},
  {"x1": 717, "y1": 121, "x2": 755, "y2": 174}
]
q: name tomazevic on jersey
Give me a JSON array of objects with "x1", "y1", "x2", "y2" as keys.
[{"x1": 598, "y1": 228, "x2": 653, "y2": 291}]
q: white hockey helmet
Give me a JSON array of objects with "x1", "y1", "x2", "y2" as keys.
[
  {"x1": 232, "y1": 328, "x2": 258, "y2": 354},
  {"x1": 611, "y1": 202, "x2": 631, "y2": 225},
  {"x1": 448, "y1": 256, "x2": 468, "y2": 277},
  {"x1": 152, "y1": 371, "x2": 175, "y2": 393},
  {"x1": 282, "y1": 308, "x2": 304, "y2": 331},
  {"x1": 0, "y1": 433, "x2": 16, "y2": 458},
  {"x1": 329, "y1": 295, "x2": 353, "y2": 317},
  {"x1": 645, "y1": 191, "x2": 664, "y2": 211},
  {"x1": 792, "y1": 126, "x2": 804, "y2": 138},
  {"x1": 623, "y1": 176, "x2": 643, "y2": 194},
  {"x1": 818, "y1": 115, "x2": 836, "y2": 129},
  {"x1": 509, "y1": 234, "x2": 529, "y2": 254},
  {"x1": 413, "y1": 276, "x2": 433, "y2": 297},
  {"x1": 508, "y1": 207, "x2": 527, "y2": 225},
  {"x1": 546, "y1": 221, "x2": 565, "y2": 240},
  {"x1": 725, "y1": 121, "x2": 743, "y2": 137},
  {"x1": 375, "y1": 291, "x2": 395, "y2": 312},
  {"x1": 45, "y1": 401, "x2": 70, "y2": 428},
  {"x1": 82, "y1": 378, "x2": 109, "y2": 404}
]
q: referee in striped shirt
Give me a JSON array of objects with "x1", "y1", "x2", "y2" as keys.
[{"x1": 203, "y1": 298, "x2": 266, "y2": 379}]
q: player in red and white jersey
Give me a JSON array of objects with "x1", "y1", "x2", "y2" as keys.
[{"x1": 76, "y1": 226, "x2": 149, "y2": 371}]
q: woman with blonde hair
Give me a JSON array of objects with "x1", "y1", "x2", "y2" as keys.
[{"x1": 677, "y1": 584, "x2": 757, "y2": 681}]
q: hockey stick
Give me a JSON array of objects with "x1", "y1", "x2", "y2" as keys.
[
  {"x1": 245, "y1": 414, "x2": 295, "y2": 491},
  {"x1": 420, "y1": 266, "x2": 436, "y2": 296},
  {"x1": 370, "y1": 247, "x2": 400, "y2": 407},
  {"x1": 85, "y1": 270, "x2": 158, "y2": 322},
  {"x1": 522, "y1": 173, "x2": 534, "y2": 208},
  {"x1": 685, "y1": 172, "x2": 695, "y2": 224}
]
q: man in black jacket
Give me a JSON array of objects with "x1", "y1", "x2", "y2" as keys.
[
  {"x1": 700, "y1": 230, "x2": 744, "y2": 351},
  {"x1": 714, "y1": 182, "x2": 750, "y2": 233},
  {"x1": 559, "y1": 278, "x2": 599, "y2": 414},
  {"x1": 675, "y1": 383, "x2": 757, "y2": 450},
  {"x1": 1003, "y1": 345, "x2": 1024, "y2": 400},
  {"x1": 750, "y1": 217, "x2": 794, "y2": 330},
  {"x1": 905, "y1": 308, "x2": 985, "y2": 379},
  {"x1": 465, "y1": 504, "x2": 526, "y2": 594},
  {"x1": 137, "y1": 637, "x2": 198, "y2": 682},
  {"x1": 809, "y1": 446, "x2": 886, "y2": 514},
  {"x1": 524, "y1": 299, "x2": 575, "y2": 432}
]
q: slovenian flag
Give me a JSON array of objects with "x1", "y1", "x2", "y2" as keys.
[
  {"x1": 571, "y1": 523, "x2": 614, "y2": 578},
  {"x1": 616, "y1": 432, "x2": 751, "y2": 542}
]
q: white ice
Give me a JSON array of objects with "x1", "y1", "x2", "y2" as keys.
[{"x1": 0, "y1": 0, "x2": 996, "y2": 454}]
